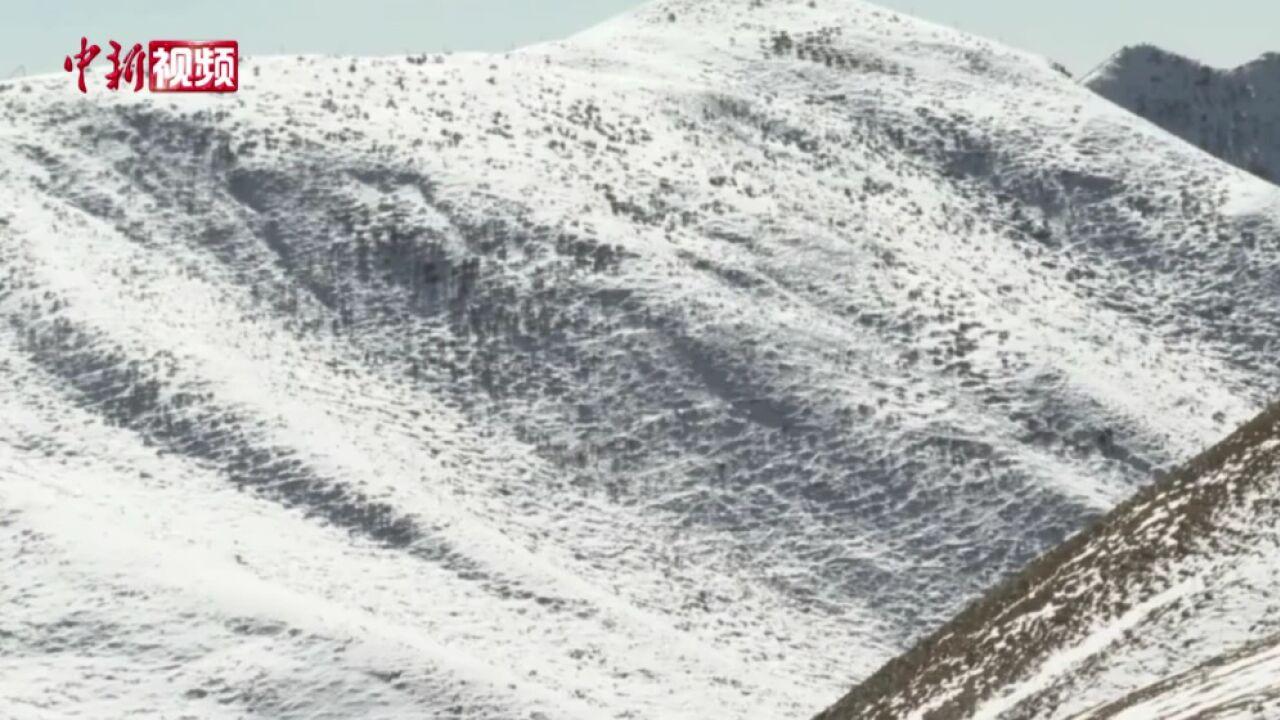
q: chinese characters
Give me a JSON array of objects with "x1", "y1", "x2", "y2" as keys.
[
  {"x1": 63, "y1": 37, "x2": 101, "y2": 94},
  {"x1": 63, "y1": 38, "x2": 239, "y2": 94},
  {"x1": 150, "y1": 41, "x2": 239, "y2": 93}
]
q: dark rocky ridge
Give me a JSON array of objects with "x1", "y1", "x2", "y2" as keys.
[{"x1": 1087, "y1": 45, "x2": 1280, "y2": 184}]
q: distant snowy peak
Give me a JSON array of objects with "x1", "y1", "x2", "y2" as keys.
[
  {"x1": 571, "y1": 0, "x2": 1065, "y2": 82},
  {"x1": 1086, "y1": 44, "x2": 1280, "y2": 182}
]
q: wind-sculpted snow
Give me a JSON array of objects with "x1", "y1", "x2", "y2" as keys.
[
  {"x1": 1086, "y1": 45, "x2": 1280, "y2": 185},
  {"x1": 3, "y1": 1, "x2": 1280, "y2": 717}
]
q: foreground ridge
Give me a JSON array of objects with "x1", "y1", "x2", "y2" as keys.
[{"x1": 816, "y1": 400, "x2": 1280, "y2": 719}]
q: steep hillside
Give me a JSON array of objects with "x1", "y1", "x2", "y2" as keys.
[
  {"x1": 3, "y1": 1, "x2": 1280, "y2": 718},
  {"x1": 1076, "y1": 635, "x2": 1280, "y2": 719},
  {"x1": 815, "y1": 400, "x2": 1280, "y2": 719},
  {"x1": 1086, "y1": 45, "x2": 1280, "y2": 183}
]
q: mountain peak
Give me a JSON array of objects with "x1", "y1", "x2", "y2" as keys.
[
  {"x1": 1238, "y1": 50, "x2": 1280, "y2": 78},
  {"x1": 1089, "y1": 43, "x2": 1280, "y2": 83},
  {"x1": 1084, "y1": 44, "x2": 1207, "y2": 85},
  {"x1": 1086, "y1": 42, "x2": 1280, "y2": 182},
  {"x1": 571, "y1": 0, "x2": 1040, "y2": 63}
]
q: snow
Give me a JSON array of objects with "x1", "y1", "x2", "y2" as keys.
[
  {"x1": 972, "y1": 578, "x2": 1200, "y2": 720},
  {"x1": 4, "y1": 1, "x2": 1280, "y2": 718},
  {"x1": 1104, "y1": 640, "x2": 1280, "y2": 720}
]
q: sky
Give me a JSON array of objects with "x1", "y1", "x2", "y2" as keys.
[{"x1": 6, "y1": 0, "x2": 1279, "y2": 79}]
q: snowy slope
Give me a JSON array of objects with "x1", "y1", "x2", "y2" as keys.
[
  {"x1": 3, "y1": 1, "x2": 1280, "y2": 718},
  {"x1": 1075, "y1": 634, "x2": 1280, "y2": 719},
  {"x1": 816, "y1": 402, "x2": 1280, "y2": 720},
  {"x1": 1086, "y1": 45, "x2": 1280, "y2": 184}
]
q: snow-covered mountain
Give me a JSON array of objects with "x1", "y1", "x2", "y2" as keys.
[
  {"x1": 3, "y1": 1, "x2": 1280, "y2": 718},
  {"x1": 1085, "y1": 45, "x2": 1280, "y2": 184}
]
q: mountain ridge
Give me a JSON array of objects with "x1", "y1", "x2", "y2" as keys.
[
  {"x1": 1086, "y1": 43, "x2": 1280, "y2": 183},
  {"x1": 815, "y1": 398, "x2": 1280, "y2": 718}
]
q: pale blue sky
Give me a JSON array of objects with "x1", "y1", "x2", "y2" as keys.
[{"x1": 7, "y1": 1, "x2": 1278, "y2": 78}]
